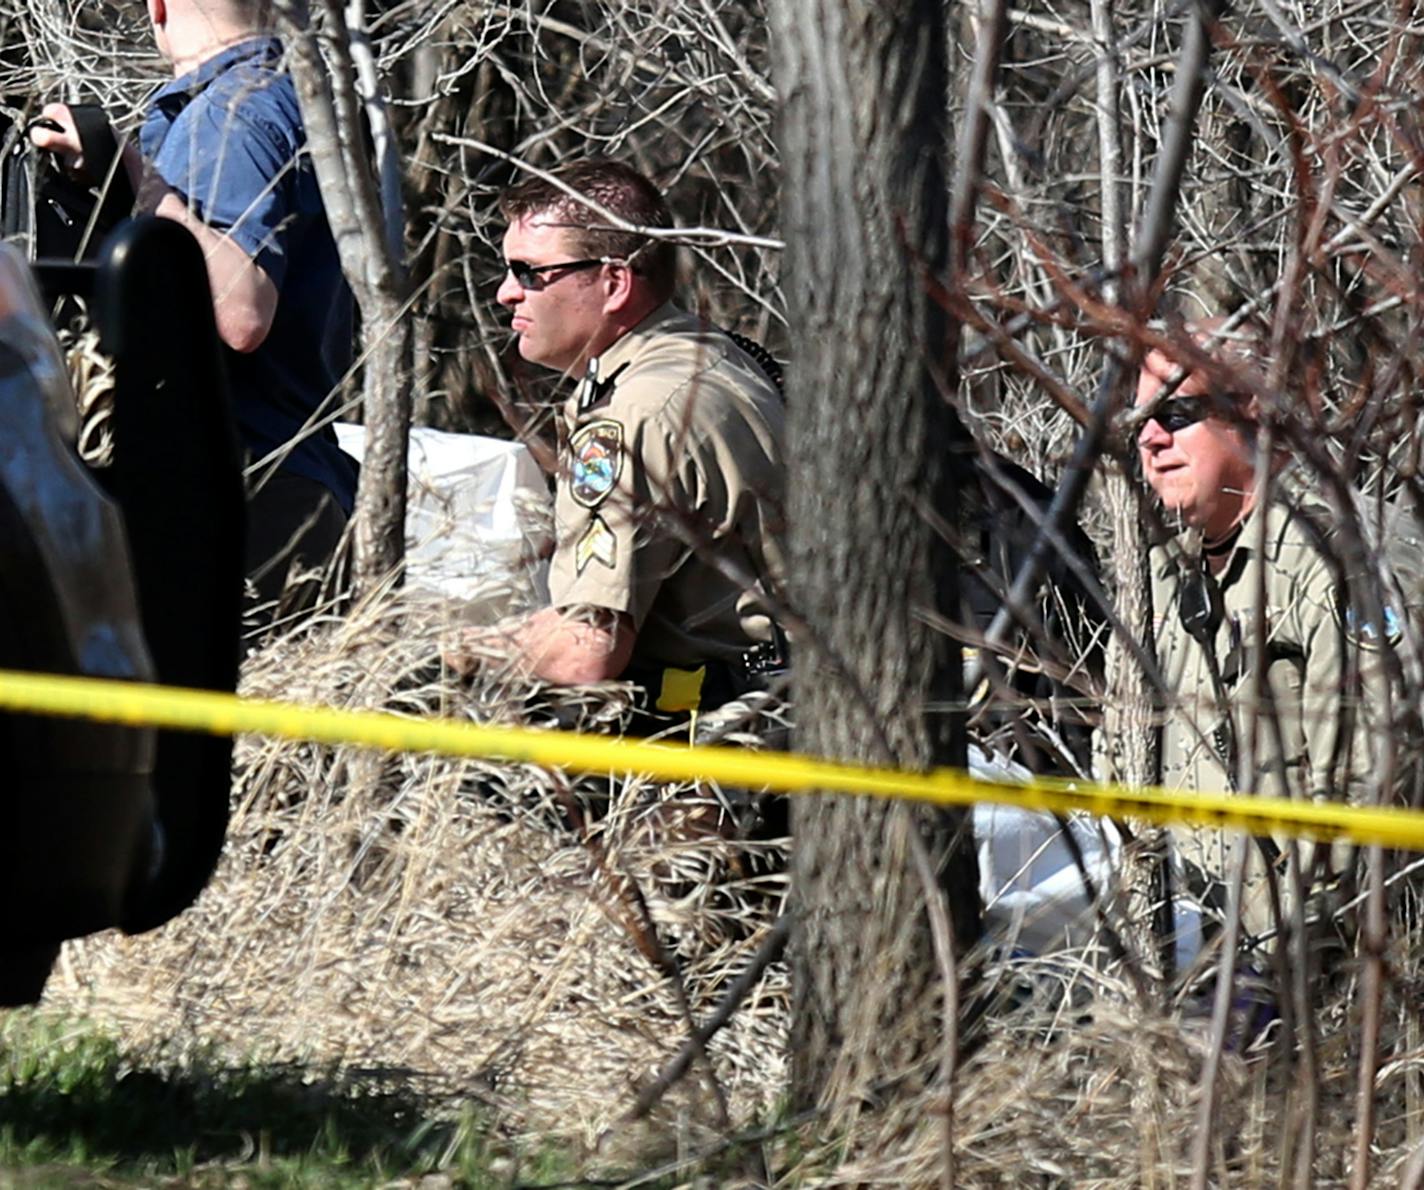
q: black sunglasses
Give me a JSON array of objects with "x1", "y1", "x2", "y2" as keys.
[
  {"x1": 1147, "y1": 397, "x2": 1210, "y2": 433},
  {"x1": 1145, "y1": 391, "x2": 1254, "y2": 434},
  {"x1": 504, "y1": 257, "x2": 611, "y2": 289}
]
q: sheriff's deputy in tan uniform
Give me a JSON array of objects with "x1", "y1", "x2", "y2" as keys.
[
  {"x1": 1135, "y1": 328, "x2": 1412, "y2": 955},
  {"x1": 446, "y1": 158, "x2": 786, "y2": 722}
]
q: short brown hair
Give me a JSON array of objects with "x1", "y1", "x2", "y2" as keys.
[{"x1": 499, "y1": 158, "x2": 676, "y2": 299}]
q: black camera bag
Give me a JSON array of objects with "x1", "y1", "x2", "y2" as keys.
[{"x1": 1, "y1": 103, "x2": 135, "y2": 261}]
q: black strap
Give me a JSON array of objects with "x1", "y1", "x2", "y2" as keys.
[
  {"x1": 1178, "y1": 563, "x2": 1224, "y2": 647},
  {"x1": 67, "y1": 104, "x2": 136, "y2": 227},
  {"x1": 726, "y1": 330, "x2": 785, "y2": 395},
  {"x1": 0, "y1": 133, "x2": 30, "y2": 243},
  {"x1": 11, "y1": 104, "x2": 135, "y2": 262},
  {"x1": 1178, "y1": 561, "x2": 1241, "y2": 786},
  {"x1": 1203, "y1": 524, "x2": 1243, "y2": 559}
]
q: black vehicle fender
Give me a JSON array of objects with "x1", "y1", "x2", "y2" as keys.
[{"x1": 88, "y1": 217, "x2": 246, "y2": 934}]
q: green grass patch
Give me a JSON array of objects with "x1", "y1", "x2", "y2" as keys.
[{"x1": 0, "y1": 1011, "x2": 577, "y2": 1187}]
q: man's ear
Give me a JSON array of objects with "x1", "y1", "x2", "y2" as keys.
[{"x1": 600, "y1": 263, "x2": 637, "y2": 315}]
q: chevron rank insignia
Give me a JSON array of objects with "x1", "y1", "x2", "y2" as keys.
[
  {"x1": 569, "y1": 419, "x2": 623, "y2": 508},
  {"x1": 575, "y1": 515, "x2": 617, "y2": 573}
]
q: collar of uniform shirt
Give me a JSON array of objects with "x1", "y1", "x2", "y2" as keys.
[
  {"x1": 584, "y1": 301, "x2": 686, "y2": 380},
  {"x1": 1203, "y1": 523, "x2": 1244, "y2": 558}
]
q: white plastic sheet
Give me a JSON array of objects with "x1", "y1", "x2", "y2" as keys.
[
  {"x1": 972, "y1": 746, "x2": 1202, "y2": 964},
  {"x1": 334, "y1": 424, "x2": 552, "y2": 619}
]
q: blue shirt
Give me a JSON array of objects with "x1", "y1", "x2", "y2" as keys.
[{"x1": 140, "y1": 37, "x2": 358, "y2": 513}]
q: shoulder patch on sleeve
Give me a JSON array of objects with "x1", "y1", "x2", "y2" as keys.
[
  {"x1": 569, "y1": 419, "x2": 624, "y2": 508},
  {"x1": 1339, "y1": 588, "x2": 1404, "y2": 651}
]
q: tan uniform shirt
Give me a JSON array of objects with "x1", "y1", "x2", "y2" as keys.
[
  {"x1": 1154, "y1": 489, "x2": 1353, "y2": 804},
  {"x1": 547, "y1": 303, "x2": 786, "y2": 670},
  {"x1": 1152, "y1": 474, "x2": 1409, "y2": 944}
]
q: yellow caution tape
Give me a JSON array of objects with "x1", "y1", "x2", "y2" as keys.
[{"x1": 2, "y1": 667, "x2": 1424, "y2": 850}]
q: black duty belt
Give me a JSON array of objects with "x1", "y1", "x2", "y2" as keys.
[
  {"x1": 624, "y1": 633, "x2": 790, "y2": 721},
  {"x1": 624, "y1": 659, "x2": 741, "y2": 719}
]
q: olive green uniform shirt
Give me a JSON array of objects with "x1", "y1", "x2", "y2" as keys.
[{"x1": 547, "y1": 303, "x2": 786, "y2": 670}]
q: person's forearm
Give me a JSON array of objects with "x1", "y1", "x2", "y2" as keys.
[
  {"x1": 151, "y1": 191, "x2": 278, "y2": 353},
  {"x1": 506, "y1": 607, "x2": 635, "y2": 685},
  {"x1": 29, "y1": 107, "x2": 276, "y2": 352}
]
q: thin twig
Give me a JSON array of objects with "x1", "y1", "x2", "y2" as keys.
[
  {"x1": 907, "y1": 816, "x2": 964, "y2": 1190},
  {"x1": 622, "y1": 914, "x2": 791, "y2": 1125}
]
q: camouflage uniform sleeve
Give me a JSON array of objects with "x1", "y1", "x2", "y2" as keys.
[{"x1": 547, "y1": 397, "x2": 692, "y2": 630}]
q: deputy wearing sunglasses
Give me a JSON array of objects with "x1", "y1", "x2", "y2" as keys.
[
  {"x1": 1134, "y1": 326, "x2": 1408, "y2": 962},
  {"x1": 446, "y1": 158, "x2": 787, "y2": 739}
]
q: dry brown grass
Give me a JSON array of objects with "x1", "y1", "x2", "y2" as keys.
[
  {"x1": 763, "y1": 952, "x2": 1424, "y2": 1187},
  {"x1": 28, "y1": 585, "x2": 1424, "y2": 1185},
  {"x1": 43, "y1": 589, "x2": 789, "y2": 1169}
]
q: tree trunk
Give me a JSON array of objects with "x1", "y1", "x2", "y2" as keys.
[
  {"x1": 352, "y1": 306, "x2": 412, "y2": 583},
  {"x1": 770, "y1": 0, "x2": 981, "y2": 1111},
  {"x1": 1090, "y1": 0, "x2": 1167, "y2": 979},
  {"x1": 275, "y1": 0, "x2": 411, "y2": 594}
]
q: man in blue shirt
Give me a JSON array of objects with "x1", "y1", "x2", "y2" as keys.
[{"x1": 32, "y1": 0, "x2": 357, "y2": 639}]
